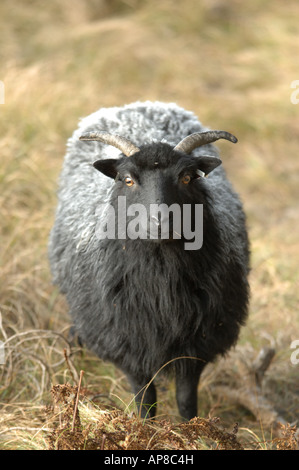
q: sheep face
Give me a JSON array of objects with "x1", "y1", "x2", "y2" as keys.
[{"x1": 93, "y1": 142, "x2": 221, "y2": 245}]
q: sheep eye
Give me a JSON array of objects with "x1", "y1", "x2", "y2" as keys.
[
  {"x1": 124, "y1": 176, "x2": 134, "y2": 187},
  {"x1": 181, "y1": 175, "x2": 191, "y2": 185}
]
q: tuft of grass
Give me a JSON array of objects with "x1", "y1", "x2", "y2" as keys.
[{"x1": 2, "y1": 378, "x2": 297, "y2": 450}]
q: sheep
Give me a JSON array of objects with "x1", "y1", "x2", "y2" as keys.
[{"x1": 49, "y1": 101, "x2": 250, "y2": 420}]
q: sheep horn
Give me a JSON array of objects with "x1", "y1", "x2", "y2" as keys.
[
  {"x1": 79, "y1": 131, "x2": 140, "y2": 157},
  {"x1": 174, "y1": 131, "x2": 238, "y2": 154}
]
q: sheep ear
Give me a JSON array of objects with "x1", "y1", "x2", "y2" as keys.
[
  {"x1": 93, "y1": 159, "x2": 119, "y2": 179},
  {"x1": 196, "y1": 156, "x2": 222, "y2": 176}
]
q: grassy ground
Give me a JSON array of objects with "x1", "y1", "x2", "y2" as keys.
[{"x1": 0, "y1": 0, "x2": 298, "y2": 450}]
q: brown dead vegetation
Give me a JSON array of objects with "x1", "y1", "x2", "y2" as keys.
[{"x1": 45, "y1": 376, "x2": 297, "y2": 451}]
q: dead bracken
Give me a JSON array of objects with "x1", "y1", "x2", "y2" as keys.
[
  {"x1": 46, "y1": 380, "x2": 298, "y2": 451},
  {"x1": 47, "y1": 381, "x2": 244, "y2": 450}
]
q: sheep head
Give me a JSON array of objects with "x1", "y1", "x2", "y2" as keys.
[{"x1": 79, "y1": 130, "x2": 238, "y2": 246}]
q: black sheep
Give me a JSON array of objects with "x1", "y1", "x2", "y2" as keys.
[{"x1": 49, "y1": 101, "x2": 250, "y2": 419}]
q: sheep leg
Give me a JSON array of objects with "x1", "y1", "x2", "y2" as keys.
[
  {"x1": 127, "y1": 375, "x2": 157, "y2": 419},
  {"x1": 68, "y1": 325, "x2": 84, "y2": 347},
  {"x1": 175, "y1": 365, "x2": 204, "y2": 420}
]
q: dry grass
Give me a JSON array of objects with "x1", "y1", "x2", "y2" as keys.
[{"x1": 0, "y1": 0, "x2": 298, "y2": 450}]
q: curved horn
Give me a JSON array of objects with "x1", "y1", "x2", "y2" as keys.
[
  {"x1": 79, "y1": 131, "x2": 140, "y2": 157},
  {"x1": 174, "y1": 130, "x2": 238, "y2": 154}
]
